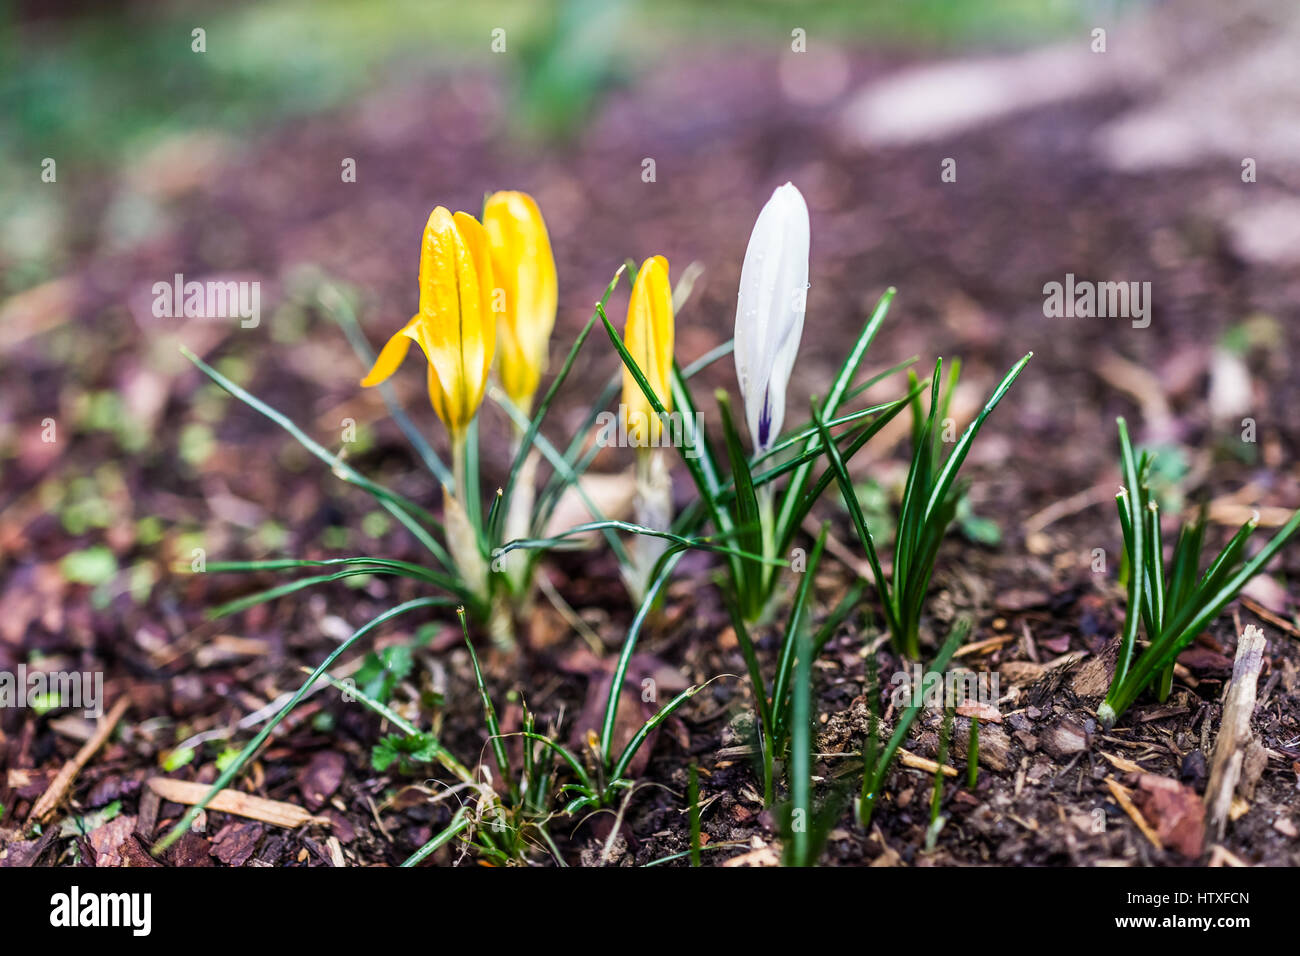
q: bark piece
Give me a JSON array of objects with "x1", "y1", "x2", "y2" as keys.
[
  {"x1": 89, "y1": 814, "x2": 137, "y2": 867},
  {"x1": 298, "y1": 751, "x2": 345, "y2": 811},
  {"x1": 211, "y1": 822, "x2": 265, "y2": 866},
  {"x1": 1136, "y1": 774, "x2": 1204, "y2": 858},
  {"x1": 147, "y1": 777, "x2": 329, "y2": 829},
  {"x1": 1205, "y1": 626, "x2": 1266, "y2": 842},
  {"x1": 1040, "y1": 717, "x2": 1090, "y2": 759}
]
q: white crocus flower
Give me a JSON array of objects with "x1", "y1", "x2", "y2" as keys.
[{"x1": 733, "y1": 182, "x2": 810, "y2": 454}]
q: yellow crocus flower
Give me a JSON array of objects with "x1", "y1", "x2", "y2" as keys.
[
  {"x1": 482, "y1": 191, "x2": 558, "y2": 413},
  {"x1": 621, "y1": 256, "x2": 674, "y2": 447},
  {"x1": 361, "y1": 207, "x2": 496, "y2": 439}
]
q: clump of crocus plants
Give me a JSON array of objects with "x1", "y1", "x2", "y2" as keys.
[
  {"x1": 1098, "y1": 418, "x2": 1300, "y2": 728},
  {"x1": 819, "y1": 352, "x2": 1032, "y2": 658},
  {"x1": 182, "y1": 194, "x2": 601, "y2": 652},
  {"x1": 161, "y1": 176, "x2": 1146, "y2": 866}
]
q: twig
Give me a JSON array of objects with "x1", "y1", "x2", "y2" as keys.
[
  {"x1": 1023, "y1": 482, "x2": 1116, "y2": 534},
  {"x1": 1239, "y1": 596, "x2": 1300, "y2": 639},
  {"x1": 26, "y1": 697, "x2": 130, "y2": 827},
  {"x1": 1205, "y1": 625, "x2": 1266, "y2": 842},
  {"x1": 1104, "y1": 776, "x2": 1161, "y2": 850},
  {"x1": 537, "y1": 570, "x2": 604, "y2": 654}
]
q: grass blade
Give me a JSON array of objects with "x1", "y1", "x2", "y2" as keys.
[{"x1": 154, "y1": 596, "x2": 446, "y2": 854}]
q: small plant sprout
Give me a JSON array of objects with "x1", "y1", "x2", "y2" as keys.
[
  {"x1": 573, "y1": 556, "x2": 705, "y2": 811},
  {"x1": 859, "y1": 617, "x2": 969, "y2": 830},
  {"x1": 430, "y1": 553, "x2": 707, "y2": 818},
  {"x1": 780, "y1": 547, "x2": 850, "y2": 867},
  {"x1": 967, "y1": 716, "x2": 980, "y2": 790},
  {"x1": 1097, "y1": 418, "x2": 1300, "y2": 728},
  {"x1": 925, "y1": 704, "x2": 953, "y2": 851},
  {"x1": 482, "y1": 191, "x2": 558, "y2": 593},
  {"x1": 446, "y1": 607, "x2": 568, "y2": 864},
  {"x1": 817, "y1": 354, "x2": 1032, "y2": 658}
]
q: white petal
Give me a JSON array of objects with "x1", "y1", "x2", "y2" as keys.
[{"x1": 734, "y1": 182, "x2": 810, "y2": 451}]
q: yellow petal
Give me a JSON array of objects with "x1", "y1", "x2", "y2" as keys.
[
  {"x1": 411, "y1": 207, "x2": 494, "y2": 434},
  {"x1": 426, "y1": 360, "x2": 450, "y2": 427},
  {"x1": 483, "y1": 191, "x2": 558, "y2": 411},
  {"x1": 453, "y1": 210, "x2": 496, "y2": 403},
  {"x1": 360, "y1": 320, "x2": 417, "y2": 387},
  {"x1": 622, "y1": 255, "x2": 674, "y2": 445}
]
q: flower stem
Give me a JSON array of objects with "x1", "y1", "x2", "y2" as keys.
[
  {"x1": 631, "y1": 447, "x2": 671, "y2": 601},
  {"x1": 504, "y1": 436, "x2": 540, "y2": 596},
  {"x1": 447, "y1": 430, "x2": 504, "y2": 643}
]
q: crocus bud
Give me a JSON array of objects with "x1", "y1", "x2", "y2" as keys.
[
  {"x1": 361, "y1": 207, "x2": 496, "y2": 439},
  {"x1": 482, "y1": 191, "x2": 558, "y2": 414},
  {"x1": 733, "y1": 182, "x2": 810, "y2": 454},
  {"x1": 621, "y1": 256, "x2": 675, "y2": 448}
]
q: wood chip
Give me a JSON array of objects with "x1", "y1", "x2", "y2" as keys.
[
  {"x1": 721, "y1": 837, "x2": 780, "y2": 867},
  {"x1": 1207, "y1": 844, "x2": 1249, "y2": 867},
  {"x1": 1205, "y1": 625, "x2": 1266, "y2": 842},
  {"x1": 954, "y1": 634, "x2": 1015, "y2": 658},
  {"x1": 26, "y1": 697, "x2": 130, "y2": 826},
  {"x1": 899, "y1": 749, "x2": 958, "y2": 777},
  {"x1": 956, "y1": 699, "x2": 1002, "y2": 723},
  {"x1": 147, "y1": 778, "x2": 329, "y2": 829},
  {"x1": 1136, "y1": 774, "x2": 1205, "y2": 858},
  {"x1": 327, "y1": 835, "x2": 346, "y2": 867},
  {"x1": 1040, "y1": 718, "x2": 1090, "y2": 759},
  {"x1": 1067, "y1": 641, "x2": 1117, "y2": 698},
  {"x1": 1098, "y1": 751, "x2": 1146, "y2": 774},
  {"x1": 1239, "y1": 596, "x2": 1300, "y2": 639}
]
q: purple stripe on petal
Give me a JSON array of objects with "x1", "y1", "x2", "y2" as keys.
[{"x1": 758, "y1": 390, "x2": 772, "y2": 448}]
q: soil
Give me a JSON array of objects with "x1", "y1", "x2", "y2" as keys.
[{"x1": 3, "y1": 45, "x2": 1299, "y2": 867}]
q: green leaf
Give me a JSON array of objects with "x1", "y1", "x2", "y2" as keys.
[
  {"x1": 460, "y1": 609, "x2": 513, "y2": 797},
  {"x1": 772, "y1": 524, "x2": 828, "y2": 747},
  {"x1": 811, "y1": 399, "x2": 900, "y2": 644},
  {"x1": 400, "y1": 809, "x2": 471, "y2": 867},
  {"x1": 353, "y1": 645, "x2": 414, "y2": 704},
  {"x1": 601, "y1": 550, "x2": 684, "y2": 764},
  {"x1": 717, "y1": 390, "x2": 764, "y2": 616},
  {"x1": 373, "y1": 731, "x2": 442, "y2": 774},
  {"x1": 775, "y1": 288, "x2": 896, "y2": 551},
  {"x1": 499, "y1": 268, "x2": 624, "y2": 535},
  {"x1": 921, "y1": 353, "x2": 1032, "y2": 530},
  {"x1": 163, "y1": 747, "x2": 195, "y2": 772},
  {"x1": 60, "y1": 546, "x2": 118, "y2": 586},
  {"x1": 60, "y1": 800, "x2": 123, "y2": 838}
]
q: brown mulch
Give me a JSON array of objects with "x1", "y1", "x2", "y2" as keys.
[{"x1": 2, "y1": 45, "x2": 1299, "y2": 866}]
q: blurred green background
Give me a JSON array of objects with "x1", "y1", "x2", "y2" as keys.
[{"x1": 1, "y1": 0, "x2": 1090, "y2": 293}]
